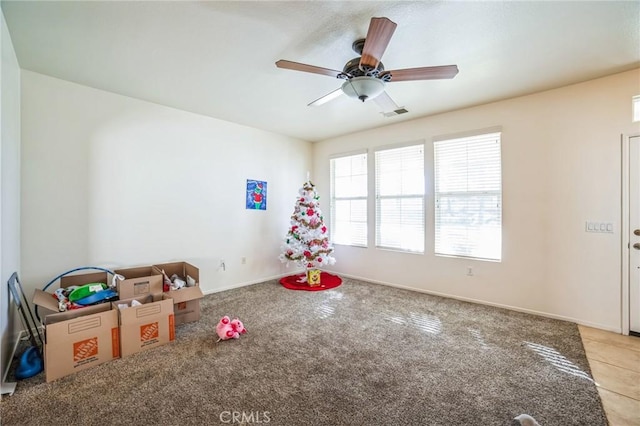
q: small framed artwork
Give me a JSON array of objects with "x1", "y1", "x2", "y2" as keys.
[{"x1": 246, "y1": 179, "x2": 267, "y2": 210}]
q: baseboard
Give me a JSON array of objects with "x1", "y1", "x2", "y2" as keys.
[
  {"x1": 1, "y1": 382, "x2": 17, "y2": 397},
  {"x1": 202, "y1": 270, "x2": 304, "y2": 295},
  {"x1": 2, "y1": 330, "x2": 24, "y2": 385},
  {"x1": 334, "y1": 272, "x2": 622, "y2": 334},
  {"x1": 200, "y1": 270, "x2": 621, "y2": 334}
]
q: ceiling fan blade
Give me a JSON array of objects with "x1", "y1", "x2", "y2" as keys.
[
  {"x1": 373, "y1": 91, "x2": 409, "y2": 117},
  {"x1": 308, "y1": 88, "x2": 344, "y2": 107},
  {"x1": 359, "y1": 17, "x2": 397, "y2": 71},
  {"x1": 380, "y1": 65, "x2": 459, "y2": 82},
  {"x1": 276, "y1": 60, "x2": 344, "y2": 78}
]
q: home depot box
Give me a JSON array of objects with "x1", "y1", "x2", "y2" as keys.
[
  {"x1": 114, "y1": 266, "x2": 163, "y2": 299},
  {"x1": 42, "y1": 308, "x2": 119, "y2": 383},
  {"x1": 152, "y1": 262, "x2": 203, "y2": 325},
  {"x1": 32, "y1": 271, "x2": 120, "y2": 382},
  {"x1": 114, "y1": 294, "x2": 175, "y2": 357}
]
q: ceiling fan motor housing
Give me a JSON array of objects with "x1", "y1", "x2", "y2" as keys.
[
  {"x1": 352, "y1": 38, "x2": 366, "y2": 55},
  {"x1": 343, "y1": 57, "x2": 385, "y2": 78}
]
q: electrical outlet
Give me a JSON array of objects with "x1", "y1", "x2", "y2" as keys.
[
  {"x1": 241, "y1": 257, "x2": 247, "y2": 265},
  {"x1": 467, "y1": 266, "x2": 473, "y2": 276}
]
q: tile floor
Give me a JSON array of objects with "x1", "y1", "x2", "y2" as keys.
[{"x1": 579, "y1": 325, "x2": 640, "y2": 426}]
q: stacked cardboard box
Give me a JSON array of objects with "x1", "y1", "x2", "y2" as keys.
[
  {"x1": 114, "y1": 294, "x2": 175, "y2": 357},
  {"x1": 32, "y1": 271, "x2": 120, "y2": 383},
  {"x1": 114, "y1": 266, "x2": 163, "y2": 299},
  {"x1": 152, "y1": 262, "x2": 203, "y2": 325},
  {"x1": 32, "y1": 261, "x2": 202, "y2": 382}
]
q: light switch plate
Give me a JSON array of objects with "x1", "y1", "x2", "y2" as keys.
[{"x1": 585, "y1": 221, "x2": 614, "y2": 233}]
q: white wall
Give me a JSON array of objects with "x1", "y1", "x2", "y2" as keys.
[
  {"x1": 314, "y1": 69, "x2": 640, "y2": 332},
  {"x1": 1, "y1": 9, "x2": 21, "y2": 381},
  {"x1": 21, "y1": 71, "x2": 312, "y2": 300},
  {"x1": 18, "y1": 66, "x2": 640, "y2": 335}
]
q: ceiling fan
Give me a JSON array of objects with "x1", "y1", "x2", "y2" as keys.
[{"x1": 276, "y1": 17, "x2": 459, "y2": 116}]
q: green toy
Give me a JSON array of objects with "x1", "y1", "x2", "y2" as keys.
[{"x1": 68, "y1": 283, "x2": 107, "y2": 303}]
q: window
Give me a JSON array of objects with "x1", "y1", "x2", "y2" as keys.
[
  {"x1": 434, "y1": 132, "x2": 502, "y2": 261},
  {"x1": 330, "y1": 152, "x2": 367, "y2": 247},
  {"x1": 375, "y1": 143, "x2": 425, "y2": 253}
]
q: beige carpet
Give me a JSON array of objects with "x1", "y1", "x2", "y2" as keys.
[{"x1": 1, "y1": 278, "x2": 607, "y2": 425}]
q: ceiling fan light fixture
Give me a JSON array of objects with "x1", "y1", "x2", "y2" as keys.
[{"x1": 342, "y1": 76, "x2": 385, "y2": 102}]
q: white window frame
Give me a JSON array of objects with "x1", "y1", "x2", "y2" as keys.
[
  {"x1": 433, "y1": 131, "x2": 502, "y2": 261},
  {"x1": 374, "y1": 142, "x2": 425, "y2": 253},
  {"x1": 329, "y1": 151, "x2": 368, "y2": 247}
]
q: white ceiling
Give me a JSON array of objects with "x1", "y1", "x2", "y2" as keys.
[{"x1": 2, "y1": 1, "x2": 639, "y2": 142}]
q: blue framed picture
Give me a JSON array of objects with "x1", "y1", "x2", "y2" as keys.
[{"x1": 246, "y1": 179, "x2": 267, "y2": 210}]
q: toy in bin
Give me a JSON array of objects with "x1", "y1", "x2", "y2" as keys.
[
  {"x1": 53, "y1": 282, "x2": 117, "y2": 311},
  {"x1": 36, "y1": 266, "x2": 122, "y2": 321},
  {"x1": 216, "y1": 316, "x2": 247, "y2": 342},
  {"x1": 161, "y1": 269, "x2": 196, "y2": 292},
  {"x1": 67, "y1": 282, "x2": 116, "y2": 305}
]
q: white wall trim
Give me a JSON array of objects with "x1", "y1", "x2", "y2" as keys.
[
  {"x1": 621, "y1": 132, "x2": 640, "y2": 336},
  {"x1": 328, "y1": 148, "x2": 367, "y2": 160},
  {"x1": 1, "y1": 330, "x2": 23, "y2": 385},
  {"x1": 622, "y1": 133, "x2": 630, "y2": 336},
  {"x1": 204, "y1": 269, "x2": 622, "y2": 333},
  {"x1": 336, "y1": 272, "x2": 622, "y2": 333},
  {"x1": 432, "y1": 126, "x2": 503, "y2": 143},
  {"x1": 202, "y1": 270, "x2": 305, "y2": 295}
]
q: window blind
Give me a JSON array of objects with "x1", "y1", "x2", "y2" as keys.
[
  {"x1": 375, "y1": 144, "x2": 425, "y2": 253},
  {"x1": 330, "y1": 153, "x2": 368, "y2": 247},
  {"x1": 434, "y1": 132, "x2": 502, "y2": 260}
]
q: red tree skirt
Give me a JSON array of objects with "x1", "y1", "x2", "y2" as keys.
[{"x1": 279, "y1": 272, "x2": 342, "y2": 291}]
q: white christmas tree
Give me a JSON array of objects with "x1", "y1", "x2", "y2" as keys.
[{"x1": 279, "y1": 181, "x2": 336, "y2": 274}]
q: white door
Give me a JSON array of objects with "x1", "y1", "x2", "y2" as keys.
[{"x1": 630, "y1": 135, "x2": 640, "y2": 334}]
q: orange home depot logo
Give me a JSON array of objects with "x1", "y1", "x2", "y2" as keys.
[
  {"x1": 169, "y1": 314, "x2": 175, "y2": 341},
  {"x1": 140, "y1": 322, "x2": 159, "y2": 342},
  {"x1": 73, "y1": 337, "x2": 98, "y2": 362},
  {"x1": 112, "y1": 327, "x2": 120, "y2": 358}
]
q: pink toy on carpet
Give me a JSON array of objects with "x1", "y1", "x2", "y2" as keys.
[{"x1": 216, "y1": 316, "x2": 247, "y2": 342}]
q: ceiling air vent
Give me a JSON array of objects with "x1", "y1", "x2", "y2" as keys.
[{"x1": 382, "y1": 108, "x2": 409, "y2": 117}]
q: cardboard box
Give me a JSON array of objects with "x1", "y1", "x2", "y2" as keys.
[
  {"x1": 169, "y1": 294, "x2": 201, "y2": 326},
  {"x1": 33, "y1": 271, "x2": 112, "y2": 320},
  {"x1": 32, "y1": 271, "x2": 121, "y2": 382},
  {"x1": 115, "y1": 294, "x2": 175, "y2": 357},
  {"x1": 152, "y1": 262, "x2": 203, "y2": 325},
  {"x1": 42, "y1": 308, "x2": 119, "y2": 382},
  {"x1": 114, "y1": 266, "x2": 163, "y2": 299}
]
